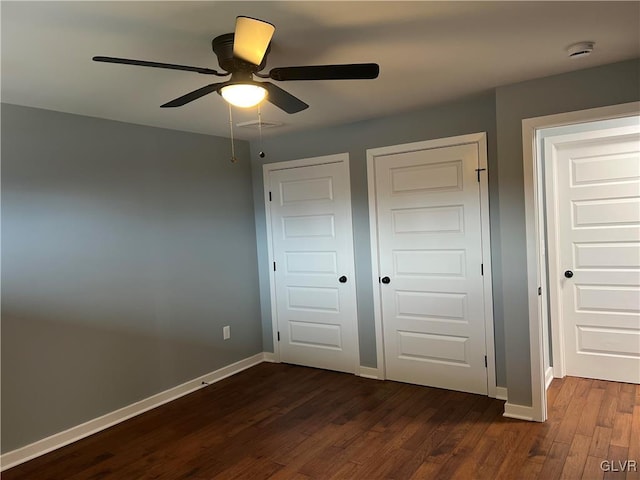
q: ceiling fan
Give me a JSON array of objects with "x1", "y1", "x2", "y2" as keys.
[{"x1": 93, "y1": 16, "x2": 380, "y2": 114}]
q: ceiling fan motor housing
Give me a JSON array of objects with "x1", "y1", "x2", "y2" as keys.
[{"x1": 212, "y1": 33, "x2": 271, "y2": 73}]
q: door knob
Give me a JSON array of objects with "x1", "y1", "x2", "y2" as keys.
[
  {"x1": 381, "y1": 276, "x2": 391, "y2": 284},
  {"x1": 339, "y1": 275, "x2": 347, "y2": 283},
  {"x1": 564, "y1": 270, "x2": 574, "y2": 278}
]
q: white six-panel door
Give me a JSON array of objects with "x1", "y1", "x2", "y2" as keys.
[
  {"x1": 266, "y1": 155, "x2": 359, "y2": 374},
  {"x1": 369, "y1": 135, "x2": 493, "y2": 395},
  {"x1": 545, "y1": 123, "x2": 640, "y2": 383}
]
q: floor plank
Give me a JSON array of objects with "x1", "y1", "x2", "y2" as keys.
[
  {"x1": 2, "y1": 366, "x2": 638, "y2": 480},
  {"x1": 560, "y1": 433, "x2": 591, "y2": 479},
  {"x1": 582, "y1": 456, "x2": 606, "y2": 480},
  {"x1": 539, "y1": 441, "x2": 571, "y2": 480},
  {"x1": 627, "y1": 406, "x2": 640, "y2": 480}
]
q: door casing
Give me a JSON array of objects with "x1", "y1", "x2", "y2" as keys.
[{"x1": 366, "y1": 132, "x2": 497, "y2": 397}]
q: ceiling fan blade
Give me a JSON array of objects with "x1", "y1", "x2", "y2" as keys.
[
  {"x1": 160, "y1": 82, "x2": 227, "y2": 108},
  {"x1": 262, "y1": 82, "x2": 308, "y2": 114},
  {"x1": 93, "y1": 56, "x2": 224, "y2": 76},
  {"x1": 233, "y1": 16, "x2": 275, "y2": 66},
  {"x1": 268, "y1": 63, "x2": 380, "y2": 81}
]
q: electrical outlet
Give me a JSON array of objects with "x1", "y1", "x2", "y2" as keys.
[{"x1": 223, "y1": 325, "x2": 230, "y2": 340}]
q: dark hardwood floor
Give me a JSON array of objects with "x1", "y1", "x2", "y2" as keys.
[{"x1": 3, "y1": 363, "x2": 639, "y2": 479}]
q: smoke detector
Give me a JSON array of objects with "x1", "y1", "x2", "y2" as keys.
[{"x1": 567, "y1": 41, "x2": 595, "y2": 59}]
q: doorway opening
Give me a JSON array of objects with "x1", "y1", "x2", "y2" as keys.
[{"x1": 522, "y1": 102, "x2": 640, "y2": 422}]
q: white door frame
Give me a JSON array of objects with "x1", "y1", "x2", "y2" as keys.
[
  {"x1": 262, "y1": 153, "x2": 361, "y2": 373},
  {"x1": 522, "y1": 101, "x2": 640, "y2": 422},
  {"x1": 366, "y1": 132, "x2": 497, "y2": 397}
]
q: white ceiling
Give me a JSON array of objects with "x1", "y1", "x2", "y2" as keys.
[{"x1": 2, "y1": 1, "x2": 639, "y2": 140}]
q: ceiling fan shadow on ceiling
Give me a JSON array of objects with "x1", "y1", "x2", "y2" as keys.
[{"x1": 93, "y1": 16, "x2": 380, "y2": 114}]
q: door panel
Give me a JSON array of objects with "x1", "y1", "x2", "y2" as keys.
[
  {"x1": 374, "y1": 143, "x2": 489, "y2": 394},
  {"x1": 268, "y1": 160, "x2": 358, "y2": 373},
  {"x1": 551, "y1": 126, "x2": 640, "y2": 383}
]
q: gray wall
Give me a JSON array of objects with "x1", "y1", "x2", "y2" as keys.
[
  {"x1": 250, "y1": 91, "x2": 502, "y2": 379},
  {"x1": 2, "y1": 59, "x2": 638, "y2": 454},
  {"x1": 495, "y1": 59, "x2": 640, "y2": 406},
  {"x1": 1, "y1": 104, "x2": 262, "y2": 452},
  {"x1": 251, "y1": 58, "x2": 640, "y2": 407}
]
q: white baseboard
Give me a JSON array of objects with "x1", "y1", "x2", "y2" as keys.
[
  {"x1": 495, "y1": 386, "x2": 508, "y2": 401},
  {"x1": 503, "y1": 402, "x2": 535, "y2": 421},
  {"x1": 0, "y1": 352, "x2": 265, "y2": 471},
  {"x1": 262, "y1": 352, "x2": 278, "y2": 363},
  {"x1": 545, "y1": 366, "x2": 554, "y2": 390},
  {"x1": 358, "y1": 366, "x2": 382, "y2": 380}
]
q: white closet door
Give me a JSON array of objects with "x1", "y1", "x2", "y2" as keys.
[
  {"x1": 374, "y1": 142, "x2": 489, "y2": 394},
  {"x1": 268, "y1": 158, "x2": 358, "y2": 373}
]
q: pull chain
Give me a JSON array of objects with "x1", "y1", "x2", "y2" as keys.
[
  {"x1": 228, "y1": 103, "x2": 237, "y2": 163},
  {"x1": 258, "y1": 104, "x2": 265, "y2": 158}
]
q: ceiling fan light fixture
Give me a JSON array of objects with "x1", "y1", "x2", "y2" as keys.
[
  {"x1": 93, "y1": 16, "x2": 378, "y2": 114},
  {"x1": 220, "y1": 83, "x2": 267, "y2": 108}
]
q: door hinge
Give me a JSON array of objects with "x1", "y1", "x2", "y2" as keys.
[
  {"x1": 277, "y1": 331, "x2": 280, "y2": 342},
  {"x1": 269, "y1": 191, "x2": 272, "y2": 202},
  {"x1": 484, "y1": 355, "x2": 488, "y2": 367},
  {"x1": 476, "y1": 168, "x2": 487, "y2": 182},
  {"x1": 538, "y1": 286, "x2": 542, "y2": 296},
  {"x1": 273, "y1": 262, "x2": 276, "y2": 272},
  {"x1": 481, "y1": 263, "x2": 484, "y2": 276}
]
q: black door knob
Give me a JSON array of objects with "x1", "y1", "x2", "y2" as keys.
[
  {"x1": 564, "y1": 270, "x2": 574, "y2": 278},
  {"x1": 381, "y1": 276, "x2": 391, "y2": 284},
  {"x1": 339, "y1": 275, "x2": 347, "y2": 283}
]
